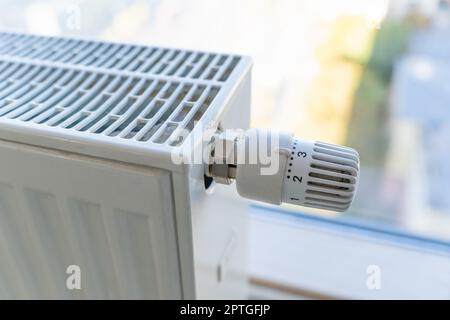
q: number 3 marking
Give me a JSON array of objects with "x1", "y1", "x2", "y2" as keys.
[{"x1": 297, "y1": 151, "x2": 307, "y2": 158}]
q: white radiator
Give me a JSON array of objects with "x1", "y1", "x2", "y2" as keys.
[
  {"x1": 0, "y1": 32, "x2": 251, "y2": 299},
  {"x1": 0, "y1": 32, "x2": 359, "y2": 299}
]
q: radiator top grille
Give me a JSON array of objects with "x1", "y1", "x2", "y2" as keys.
[
  {"x1": 0, "y1": 32, "x2": 245, "y2": 149},
  {"x1": 0, "y1": 32, "x2": 240, "y2": 82}
]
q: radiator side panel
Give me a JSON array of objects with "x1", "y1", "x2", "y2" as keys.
[{"x1": 189, "y1": 70, "x2": 251, "y2": 299}]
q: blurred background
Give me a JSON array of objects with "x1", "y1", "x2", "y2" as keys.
[
  {"x1": 1, "y1": 0, "x2": 449, "y2": 241},
  {"x1": 0, "y1": 0, "x2": 448, "y2": 259}
]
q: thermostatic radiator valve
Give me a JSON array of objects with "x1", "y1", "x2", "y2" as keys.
[{"x1": 206, "y1": 129, "x2": 359, "y2": 212}]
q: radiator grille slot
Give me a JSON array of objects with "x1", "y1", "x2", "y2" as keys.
[{"x1": 0, "y1": 32, "x2": 240, "y2": 82}]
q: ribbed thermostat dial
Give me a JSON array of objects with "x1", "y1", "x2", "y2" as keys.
[{"x1": 282, "y1": 138, "x2": 359, "y2": 211}]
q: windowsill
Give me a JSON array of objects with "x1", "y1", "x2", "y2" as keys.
[{"x1": 249, "y1": 203, "x2": 450, "y2": 299}]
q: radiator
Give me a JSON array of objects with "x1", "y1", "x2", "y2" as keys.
[{"x1": 0, "y1": 32, "x2": 359, "y2": 299}]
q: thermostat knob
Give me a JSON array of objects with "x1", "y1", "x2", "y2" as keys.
[
  {"x1": 281, "y1": 138, "x2": 359, "y2": 212},
  {"x1": 207, "y1": 129, "x2": 359, "y2": 212}
]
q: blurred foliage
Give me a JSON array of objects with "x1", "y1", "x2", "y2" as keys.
[
  {"x1": 307, "y1": 16, "x2": 375, "y2": 145},
  {"x1": 346, "y1": 20, "x2": 410, "y2": 166},
  {"x1": 367, "y1": 21, "x2": 410, "y2": 80},
  {"x1": 318, "y1": 16, "x2": 377, "y2": 64},
  {"x1": 336, "y1": 17, "x2": 377, "y2": 64},
  {"x1": 347, "y1": 68, "x2": 389, "y2": 166}
]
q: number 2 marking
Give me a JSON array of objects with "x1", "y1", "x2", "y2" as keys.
[{"x1": 293, "y1": 176, "x2": 302, "y2": 183}]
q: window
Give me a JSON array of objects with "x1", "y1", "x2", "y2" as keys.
[{"x1": 2, "y1": 0, "x2": 449, "y2": 299}]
